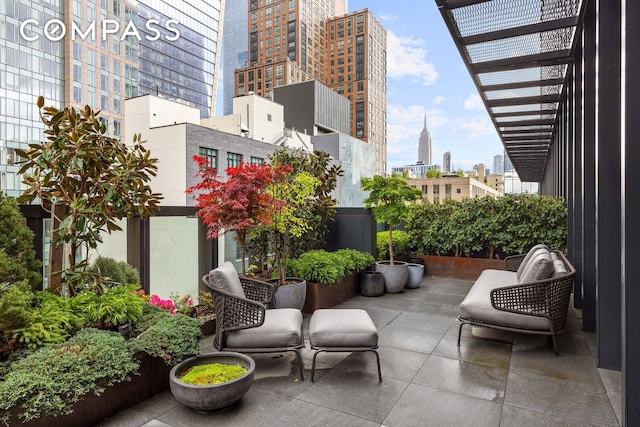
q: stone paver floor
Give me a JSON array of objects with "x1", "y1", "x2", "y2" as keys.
[{"x1": 97, "y1": 276, "x2": 621, "y2": 427}]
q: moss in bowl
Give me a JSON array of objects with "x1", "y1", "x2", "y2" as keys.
[
  {"x1": 178, "y1": 363, "x2": 248, "y2": 385},
  {"x1": 169, "y1": 352, "x2": 255, "y2": 411}
]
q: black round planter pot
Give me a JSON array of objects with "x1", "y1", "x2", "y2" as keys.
[{"x1": 360, "y1": 271, "x2": 384, "y2": 297}]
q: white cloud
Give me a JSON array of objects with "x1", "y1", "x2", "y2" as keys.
[
  {"x1": 464, "y1": 94, "x2": 484, "y2": 110},
  {"x1": 450, "y1": 116, "x2": 495, "y2": 139},
  {"x1": 378, "y1": 14, "x2": 399, "y2": 23},
  {"x1": 387, "y1": 31, "x2": 438, "y2": 86},
  {"x1": 432, "y1": 96, "x2": 446, "y2": 105}
]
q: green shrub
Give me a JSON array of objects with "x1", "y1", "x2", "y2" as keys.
[
  {"x1": 0, "y1": 285, "x2": 83, "y2": 350},
  {"x1": 74, "y1": 284, "x2": 146, "y2": 328},
  {"x1": 286, "y1": 249, "x2": 375, "y2": 285},
  {"x1": 376, "y1": 230, "x2": 411, "y2": 261},
  {"x1": 86, "y1": 256, "x2": 140, "y2": 287},
  {"x1": 406, "y1": 194, "x2": 567, "y2": 258},
  {"x1": 334, "y1": 249, "x2": 375, "y2": 272},
  {"x1": 0, "y1": 328, "x2": 139, "y2": 425},
  {"x1": 133, "y1": 305, "x2": 202, "y2": 365},
  {"x1": 0, "y1": 192, "x2": 41, "y2": 289}
]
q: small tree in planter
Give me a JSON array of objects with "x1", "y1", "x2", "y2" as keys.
[
  {"x1": 16, "y1": 97, "x2": 162, "y2": 294},
  {"x1": 186, "y1": 157, "x2": 290, "y2": 275},
  {"x1": 360, "y1": 174, "x2": 421, "y2": 293},
  {"x1": 360, "y1": 174, "x2": 422, "y2": 264}
]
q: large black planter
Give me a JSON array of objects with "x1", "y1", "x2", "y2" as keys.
[
  {"x1": 170, "y1": 352, "x2": 255, "y2": 412},
  {"x1": 360, "y1": 271, "x2": 384, "y2": 296}
]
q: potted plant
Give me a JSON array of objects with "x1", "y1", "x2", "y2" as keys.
[
  {"x1": 286, "y1": 249, "x2": 374, "y2": 311},
  {"x1": 260, "y1": 162, "x2": 320, "y2": 309},
  {"x1": 186, "y1": 157, "x2": 290, "y2": 275},
  {"x1": 169, "y1": 352, "x2": 255, "y2": 412},
  {"x1": 361, "y1": 174, "x2": 422, "y2": 293}
]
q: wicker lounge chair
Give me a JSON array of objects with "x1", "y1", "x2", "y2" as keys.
[
  {"x1": 457, "y1": 247, "x2": 576, "y2": 353},
  {"x1": 202, "y1": 262, "x2": 305, "y2": 380}
]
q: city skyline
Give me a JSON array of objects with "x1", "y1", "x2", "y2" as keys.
[{"x1": 348, "y1": 0, "x2": 504, "y2": 173}]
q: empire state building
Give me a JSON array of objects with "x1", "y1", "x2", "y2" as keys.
[{"x1": 418, "y1": 113, "x2": 432, "y2": 165}]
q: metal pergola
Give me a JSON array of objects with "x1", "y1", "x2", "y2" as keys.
[{"x1": 435, "y1": 0, "x2": 586, "y2": 183}]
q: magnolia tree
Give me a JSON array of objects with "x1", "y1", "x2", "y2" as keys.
[
  {"x1": 17, "y1": 97, "x2": 162, "y2": 294},
  {"x1": 186, "y1": 157, "x2": 291, "y2": 275},
  {"x1": 360, "y1": 174, "x2": 422, "y2": 264}
]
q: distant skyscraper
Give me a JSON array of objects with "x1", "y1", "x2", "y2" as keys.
[
  {"x1": 221, "y1": 0, "x2": 248, "y2": 115},
  {"x1": 233, "y1": 2, "x2": 387, "y2": 174},
  {"x1": 136, "y1": 0, "x2": 222, "y2": 119},
  {"x1": 418, "y1": 113, "x2": 432, "y2": 165},
  {"x1": 493, "y1": 154, "x2": 504, "y2": 175},
  {"x1": 0, "y1": 0, "x2": 222, "y2": 196},
  {"x1": 443, "y1": 151, "x2": 452, "y2": 172}
]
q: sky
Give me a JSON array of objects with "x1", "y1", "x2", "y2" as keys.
[{"x1": 348, "y1": 0, "x2": 505, "y2": 173}]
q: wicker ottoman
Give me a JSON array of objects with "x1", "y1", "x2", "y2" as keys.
[{"x1": 308, "y1": 309, "x2": 381, "y2": 382}]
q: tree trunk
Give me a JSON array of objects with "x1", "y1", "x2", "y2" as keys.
[
  {"x1": 48, "y1": 204, "x2": 66, "y2": 293},
  {"x1": 388, "y1": 225, "x2": 394, "y2": 265}
]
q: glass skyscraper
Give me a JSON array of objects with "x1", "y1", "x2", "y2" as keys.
[
  {"x1": 0, "y1": 0, "x2": 222, "y2": 196},
  {"x1": 221, "y1": 0, "x2": 247, "y2": 115}
]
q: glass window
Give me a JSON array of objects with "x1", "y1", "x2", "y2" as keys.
[
  {"x1": 250, "y1": 157, "x2": 264, "y2": 165},
  {"x1": 227, "y1": 152, "x2": 242, "y2": 168},
  {"x1": 199, "y1": 147, "x2": 217, "y2": 170}
]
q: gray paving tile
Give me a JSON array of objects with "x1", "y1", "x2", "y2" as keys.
[
  {"x1": 156, "y1": 387, "x2": 293, "y2": 427},
  {"x1": 378, "y1": 324, "x2": 444, "y2": 354},
  {"x1": 329, "y1": 344, "x2": 428, "y2": 383},
  {"x1": 412, "y1": 355, "x2": 507, "y2": 402},
  {"x1": 297, "y1": 368, "x2": 408, "y2": 423},
  {"x1": 387, "y1": 311, "x2": 455, "y2": 334},
  {"x1": 599, "y1": 368, "x2": 622, "y2": 426},
  {"x1": 97, "y1": 391, "x2": 178, "y2": 427},
  {"x1": 505, "y1": 352, "x2": 619, "y2": 426},
  {"x1": 360, "y1": 306, "x2": 403, "y2": 328},
  {"x1": 383, "y1": 383, "x2": 502, "y2": 427},
  {"x1": 261, "y1": 398, "x2": 378, "y2": 427},
  {"x1": 433, "y1": 334, "x2": 512, "y2": 370},
  {"x1": 500, "y1": 403, "x2": 601, "y2": 427},
  {"x1": 405, "y1": 298, "x2": 461, "y2": 317}
]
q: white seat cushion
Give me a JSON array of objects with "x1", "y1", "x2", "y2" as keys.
[
  {"x1": 458, "y1": 269, "x2": 551, "y2": 331},
  {"x1": 309, "y1": 309, "x2": 378, "y2": 348},
  {"x1": 226, "y1": 308, "x2": 303, "y2": 348}
]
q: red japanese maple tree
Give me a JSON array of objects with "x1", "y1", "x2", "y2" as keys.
[{"x1": 186, "y1": 156, "x2": 290, "y2": 274}]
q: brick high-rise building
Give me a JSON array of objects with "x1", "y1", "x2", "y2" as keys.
[{"x1": 233, "y1": 1, "x2": 387, "y2": 174}]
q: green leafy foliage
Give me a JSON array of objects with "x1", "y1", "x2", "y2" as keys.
[
  {"x1": 16, "y1": 97, "x2": 162, "y2": 293},
  {"x1": 86, "y1": 256, "x2": 141, "y2": 288},
  {"x1": 376, "y1": 230, "x2": 411, "y2": 261},
  {"x1": 0, "y1": 284, "x2": 84, "y2": 351},
  {"x1": 74, "y1": 284, "x2": 146, "y2": 328},
  {"x1": 133, "y1": 305, "x2": 202, "y2": 365},
  {"x1": 187, "y1": 157, "x2": 290, "y2": 275},
  {"x1": 0, "y1": 328, "x2": 139, "y2": 425},
  {"x1": 406, "y1": 194, "x2": 567, "y2": 258},
  {"x1": 0, "y1": 192, "x2": 41, "y2": 289},
  {"x1": 286, "y1": 249, "x2": 374, "y2": 285},
  {"x1": 361, "y1": 174, "x2": 422, "y2": 264}
]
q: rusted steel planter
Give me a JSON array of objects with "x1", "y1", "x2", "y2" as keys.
[
  {"x1": 413, "y1": 255, "x2": 505, "y2": 280},
  {"x1": 303, "y1": 273, "x2": 359, "y2": 313}
]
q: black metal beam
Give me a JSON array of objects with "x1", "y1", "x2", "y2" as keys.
[
  {"x1": 497, "y1": 118, "x2": 555, "y2": 126},
  {"x1": 462, "y1": 16, "x2": 579, "y2": 45},
  {"x1": 501, "y1": 129, "x2": 553, "y2": 135},
  {"x1": 473, "y1": 50, "x2": 573, "y2": 72},
  {"x1": 493, "y1": 109, "x2": 557, "y2": 118},
  {"x1": 482, "y1": 78, "x2": 565, "y2": 92},
  {"x1": 488, "y1": 94, "x2": 560, "y2": 107},
  {"x1": 436, "y1": 0, "x2": 492, "y2": 10}
]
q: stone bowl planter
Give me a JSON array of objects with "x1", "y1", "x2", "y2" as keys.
[
  {"x1": 375, "y1": 261, "x2": 409, "y2": 293},
  {"x1": 405, "y1": 263, "x2": 425, "y2": 289},
  {"x1": 169, "y1": 352, "x2": 255, "y2": 412}
]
